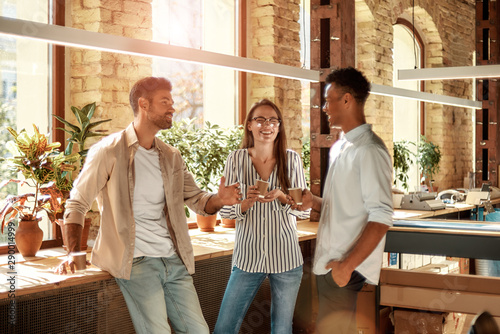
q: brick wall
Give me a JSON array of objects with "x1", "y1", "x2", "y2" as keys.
[
  {"x1": 69, "y1": 0, "x2": 153, "y2": 143},
  {"x1": 69, "y1": 0, "x2": 305, "y2": 153},
  {"x1": 69, "y1": 0, "x2": 153, "y2": 239},
  {"x1": 249, "y1": 0, "x2": 304, "y2": 153},
  {"x1": 67, "y1": 0, "x2": 476, "y2": 192},
  {"x1": 356, "y1": 0, "x2": 475, "y2": 189}
]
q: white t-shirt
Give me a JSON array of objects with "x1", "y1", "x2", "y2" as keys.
[
  {"x1": 133, "y1": 145, "x2": 175, "y2": 258},
  {"x1": 313, "y1": 124, "x2": 393, "y2": 284}
]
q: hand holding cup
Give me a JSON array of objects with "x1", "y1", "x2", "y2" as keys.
[
  {"x1": 256, "y1": 180, "x2": 269, "y2": 198},
  {"x1": 289, "y1": 188, "x2": 303, "y2": 205},
  {"x1": 70, "y1": 252, "x2": 87, "y2": 271}
]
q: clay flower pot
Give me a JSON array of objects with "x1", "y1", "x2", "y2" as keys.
[
  {"x1": 15, "y1": 218, "x2": 43, "y2": 257},
  {"x1": 221, "y1": 218, "x2": 236, "y2": 228},
  {"x1": 196, "y1": 214, "x2": 217, "y2": 232}
]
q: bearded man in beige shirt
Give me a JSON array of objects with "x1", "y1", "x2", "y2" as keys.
[{"x1": 55, "y1": 77, "x2": 241, "y2": 334}]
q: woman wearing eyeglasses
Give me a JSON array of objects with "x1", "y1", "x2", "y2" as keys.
[{"x1": 214, "y1": 99, "x2": 310, "y2": 334}]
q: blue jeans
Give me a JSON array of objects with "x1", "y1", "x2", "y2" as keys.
[
  {"x1": 115, "y1": 254, "x2": 209, "y2": 334},
  {"x1": 315, "y1": 271, "x2": 366, "y2": 334},
  {"x1": 214, "y1": 265, "x2": 303, "y2": 334}
]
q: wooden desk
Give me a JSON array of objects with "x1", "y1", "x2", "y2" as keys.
[{"x1": 393, "y1": 202, "x2": 475, "y2": 219}]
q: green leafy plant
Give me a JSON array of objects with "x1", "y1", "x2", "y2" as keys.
[
  {"x1": 53, "y1": 102, "x2": 112, "y2": 169},
  {"x1": 417, "y1": 135, "x2": 441, "y2": 190},
  {"x1": 393, "y1": 140, "x2": 414, "y2": 192},
  {"x1": 0, "y1": 125, "x2": 79, "y2": 232},
  {"x1": 158, "y1": 119, "x2": 243, "y2": 193}
]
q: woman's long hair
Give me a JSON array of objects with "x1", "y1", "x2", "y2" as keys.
[{"x1": 241, "y1": 99, "x2": 291, "y2": 193}]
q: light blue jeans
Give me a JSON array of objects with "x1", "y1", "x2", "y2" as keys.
[
  {"x1": 213, "y1": 265, "x2": 303, "y2": 334},
  {"x1": 115, "y1": 254, "x2": 209, "y2": 334}
]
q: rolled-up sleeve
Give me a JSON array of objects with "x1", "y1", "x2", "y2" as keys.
[
  {"x1": 220, "y1": 152, "x2": 246, "y2": 220},
  {"x1": 359, "y1": 145, "x2": 393, "y2": 227}
]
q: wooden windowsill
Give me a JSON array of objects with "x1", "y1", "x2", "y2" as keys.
[{"x1": 0, "y1": 220, "x2": 318, "y2": 298}]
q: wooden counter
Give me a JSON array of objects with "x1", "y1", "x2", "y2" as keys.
[
  {"x1": 393, "y1": 202, "x2": 474, "y2": 219},
  {"x1": 393, "y1": 197, "x2": 500, "y2": 220},
  {"x1": 2, "y1": 213, "x2": 499, "y2": 332},
  {"x1": 4, "y1": 208, "x2": 500, "y2": 299},
  {"x1": 0, "y1": 220, "x2": 319, "y2": 298}
]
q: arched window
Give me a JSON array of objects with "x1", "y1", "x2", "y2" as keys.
[{"x1": 393, "y1": 20, "x2": 424, "y2": 192}]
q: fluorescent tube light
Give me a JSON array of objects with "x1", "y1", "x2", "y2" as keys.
[
  {"x1": 398, "y1": 65, "x2": 500, "y2": 81},
  {"x1": 371, "y1": 84, "x2": 482, "y2": 109},
  {"x1": 0, "y1": 16, "x2": 319, "y2": 82},
  {"x1": 0, "y1": 16, "x2": 481, "y2": 109}
]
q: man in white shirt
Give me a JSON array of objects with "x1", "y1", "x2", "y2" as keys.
[{"x1": 300, "y1": 67, "x2": 393, "y2": 333}]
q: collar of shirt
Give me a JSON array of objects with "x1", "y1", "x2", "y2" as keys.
[
  {"x1": 126, "y1": 123, "x2": 162, "y2": 153},
  {"x1": 344, "y1": 123, "x2": 372, "y2": 143}
]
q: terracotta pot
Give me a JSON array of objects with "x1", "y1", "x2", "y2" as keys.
[
  {"x1": 16, "y1": 218, "x2": 43, "y2": 257},
  {"x1": 221, "y1": 218, "x2": 236, "y2": 228},
  {"x1": 57, "y1": 217, "x2": 92, "y2": 250},
  {"x1": 196, "y1": 214, "x2": 217, "y2": 232}
]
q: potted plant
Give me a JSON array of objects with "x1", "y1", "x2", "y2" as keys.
[
  {"x1": 52, "y1": 102, "x2": 112, "y2": 249},
  {"x1": 393, "y1": 140, "x2": 414, "y2": 192},
  {"x1": 0, "y1": 125, "x2": 79, "y2": 257},
  {"x1": 158, "y1": 119, "x2": 243, "y2": 231},
  {"x1": 54, "y1": 102, "x2": 112, "y2": 169},
  {"x1": 416, "y1": 135, "x2": 441, "y2": 192}
]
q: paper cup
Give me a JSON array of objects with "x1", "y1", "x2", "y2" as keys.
[
  {"x1": 256, "y1": 180, "x2": 269, "y2": 198},
  {"x1": 289, "y1": 188, "x2": 303, "y2": 205},
  {"x1": 70, "y1": 252, "x2": 87, "y2": 271}
]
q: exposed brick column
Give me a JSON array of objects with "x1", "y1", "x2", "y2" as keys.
[
  {"x1": 68, "y1": 0, "x2": 153, "y2": 239},
  {"x1": 249, "y1": 0, "x2": 303, "y2": 153},
  {"x1": 69, "y1": 0, "x2": 153, "y2": 138}
]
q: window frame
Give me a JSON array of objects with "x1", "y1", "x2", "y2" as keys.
[
  {"x1": 0, "y1": 1, "x2": 65, "y2": 254},
  {"x1": 395, "y1": 18, "x2": 426, "y2": 135}
]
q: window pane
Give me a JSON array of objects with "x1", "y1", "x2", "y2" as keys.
[
  {"x1": 393, "y1": 24, "x2": 421, "y2": 191},
  {"x1": 152, "y1": 0, "x2": 237, "y2": 128},
  {"x1": 0, "y1": 0, "x2": 51, "y2": 245}
]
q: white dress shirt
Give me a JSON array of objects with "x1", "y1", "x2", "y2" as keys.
[{"x1": 313, "y1": 124, "x2": 393, "y2": 284}]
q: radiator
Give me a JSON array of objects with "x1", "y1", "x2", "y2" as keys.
[{"x1": 1, "y1": 240, "x2": 313, "y2": 333}]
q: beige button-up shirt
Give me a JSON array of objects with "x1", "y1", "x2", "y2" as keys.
[{"x1": 64, "y1": 123, "x2": 213, "y2": 279}]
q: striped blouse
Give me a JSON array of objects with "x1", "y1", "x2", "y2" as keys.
[{"x1": 220, "y1": 149, "x2": 310, "y2": 273}]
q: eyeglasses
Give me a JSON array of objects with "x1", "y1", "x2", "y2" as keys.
[{"x1": 252, "y1": 117, "x2": 281, "y2": 127}]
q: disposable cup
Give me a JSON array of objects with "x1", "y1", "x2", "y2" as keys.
[
  {"x1": 289, "y1": 188, "x2": 303, "y2": 205},
  {"x1": 256, "y1": 180, "x2": 269, "y2": 198},
  {"x1": 70, "y1": 252, "x2": 87, "y2": 271}
]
